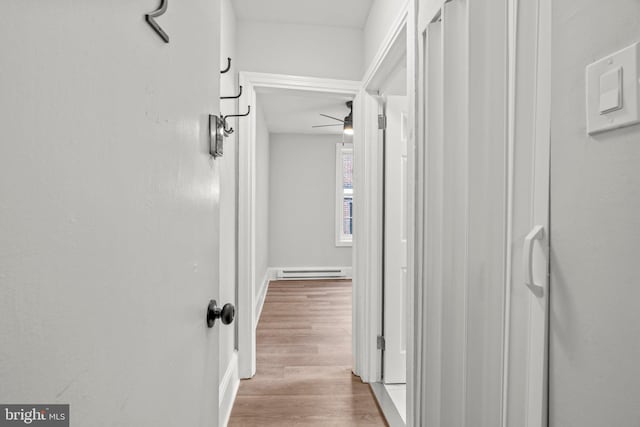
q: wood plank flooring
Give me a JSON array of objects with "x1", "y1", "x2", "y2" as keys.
[{"x1": 228, "y1": 279, "x2": 387, "y2": 426}]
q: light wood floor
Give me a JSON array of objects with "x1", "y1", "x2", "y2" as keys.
[{"x1": 228, "y1": 279, "x2": 388, "y2": 426}]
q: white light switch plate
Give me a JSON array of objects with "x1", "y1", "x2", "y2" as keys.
[{"x1": 586, "y1": 42, "x2": 640, "y2": 135}]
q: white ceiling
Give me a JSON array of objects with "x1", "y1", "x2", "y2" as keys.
[
  {"x1": 257, "y1": 89, "x2": 353, "y2": 135},
  {"x1": 232, "y1": 0, "x2": 375, "y2": 29}
]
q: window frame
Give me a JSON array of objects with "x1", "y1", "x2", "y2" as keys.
[{"x1": 335, "y1": 143, "x2": 354, "y2": 247}]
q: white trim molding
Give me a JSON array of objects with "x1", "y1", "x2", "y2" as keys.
[
  {"x1": 254, "y1": 269, "x2": 274, "y2": 325},
  {"x1": 239, "y1": 72, "x2": 361, "y2": 95},
  {"x1": 370, "y1": 382, "x2": 407, "y2": 427},
  {"x1": 362, "y1": 1, "x2": 410, "y2": 89},
  {"x1": 237, "y1": 72, "x2": 360, "y2": 380},
  {"x1": 237, "y1": 71, "x2": 258, "y2": 379},
  {"x1": 353, "y1": 88, "x2": 384, "y2": 384},
  {"x1": 218, "y1": 351, "x2": 240, "y2": 427}
]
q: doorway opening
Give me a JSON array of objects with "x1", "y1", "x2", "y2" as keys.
[
  {"x1": 354, "y1": 16, "x2": 411, "y2": 425},
  {"x1": 372, "y1": 54, "x2": 409, "y2": 426},
  {"x1": 381, "y1": 56, "x2": 409, "y2": 422},
  {"x1": 230, "y1": 74, "x2": 389, "y2": 424},
  {"x1": 234, "y1": 73, "x2": 360, "y2": 380}
]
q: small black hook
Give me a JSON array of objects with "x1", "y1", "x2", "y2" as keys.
[
  {"x1": 222, "y1": 105, "x2": 251, "y2": 134},
  {"x1": 220, "y1": 57, "x2": 232, "y2": 74},
  {"x1": 223, "y1": 105, "x2": 251, "y2": 122},
  {"x1": 145, "y1": 0, "x2": 170, "y2": 43},
  {"x1": 221, "y1": 85, "x2": 243, "y2": 100}
]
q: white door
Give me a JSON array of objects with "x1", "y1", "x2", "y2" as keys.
[
  {"x1": 0, "y1": 2, "x2": 223, "y2": 426},
  {"x1": 383, "y1": 95, "x2": 409, "y2": 384}
]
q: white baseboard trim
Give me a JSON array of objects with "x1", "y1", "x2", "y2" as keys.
[
  {"x1": 273, "y1": 266, "x2": 353, "y2": 280},
  {"x1": 254, "y1": 269, "x2": 275, "y2": 325},
  {"x1": 219, "y1": 351, "x2": 240, "y2": 427},
  {"x1": 370, "y1": 382, "x2": 406, "y2": 427}
]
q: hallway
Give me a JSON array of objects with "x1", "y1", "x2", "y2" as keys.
[
  {"x1": 4, "y1": 1, "x2": 640, "y2": 426},
  {"x1": 229, "y1": 280, "x2": 387, "y2": 426}
]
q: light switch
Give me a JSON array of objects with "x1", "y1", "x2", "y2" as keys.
[
  {"x1": 586, "y1": 42, "x2": 640, "y2": 135},
  {"x1": 599, "y1": 66, "x2": 622, "y2": 114}
]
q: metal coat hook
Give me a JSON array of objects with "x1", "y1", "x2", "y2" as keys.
[
  {"x1": 209, "y1": 115, "x2": 224, "y2": 158},
  {"x1": 145, "y1": 0, "x2": 169, "y2": 43},
  {"x1": 220, "y1": 57, "x2": 232, "y2": 74},
  {"x1": 223, "y1": 106, "x2": 251, "y2": 134},
  {"x1": 221, "y1": 85, "x2": 243, "y2": 100},
  {"x1": 209, "y1": 106, "x2": 251, "y2": 158}
]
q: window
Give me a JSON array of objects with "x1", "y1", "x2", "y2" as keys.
[{"x1": 336, "y1": 144, "x2": 353, "y2": 246}]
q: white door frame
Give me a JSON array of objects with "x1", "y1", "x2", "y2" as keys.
[
  {"x1": 236, "y1": 72, "x2": 360, "y2": 379},
  {"x1": 355, "y1": 6, "x2": 408, "y2": 384},
  {"x1": 353, "y1": 0, "x2": 416, "y2": 420}
]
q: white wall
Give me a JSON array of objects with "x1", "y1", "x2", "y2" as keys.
[
  {"x1": 268, "y1": 134, "x2": 352, "y2": 268},
  {"x1": 236, "y1": 21, "x2": 364, "y2": 80},
  {"x1": 255, "y1": 105, "x2": 271, "y2": 298},
  {"x1": 0, "y1": 1, "x2": 222, "y2": 426},
  {"x1": 549, "y1": 1, "x2": 640, "y2": 425},
  {"x1": 363, "y1": 0, "x2": 408, "y2": 71},
  {"x1": 218, "y1": 0, "x2": 239, "y2": 422}
]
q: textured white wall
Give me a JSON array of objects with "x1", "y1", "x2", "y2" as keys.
[
  {"x1": 218, "y1": 0, "x2": 238, "y2": 405},
  {"x1": 0, "y1": 1, "x2": 222, "y2": 426},
  {"x1": 549, "y1": 1, "x2": 640, "y2": 425},
  {"x1": 255, "y1": 106, "x2": 271, "y2": 296},
  {"x1": 237, "y1": 21, "x2": 364, "y2": 80},
  {"x1": 268, "y1": 134, "x2": 352, "y2": 268}
]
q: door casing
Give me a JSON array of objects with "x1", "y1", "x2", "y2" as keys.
[{"x1": 236, "y1": 72, "x2": 360, "y2": 379}]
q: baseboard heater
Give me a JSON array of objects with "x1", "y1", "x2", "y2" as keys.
[{"x1": 276, "y1": 268, "x2": 347, "y2": 279}]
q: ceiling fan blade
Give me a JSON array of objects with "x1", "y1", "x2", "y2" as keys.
[
  {"x1": 312, "y1": 124, "x2": 344, "y2": 128},
  {"x1": 319, "y1": 113, "x2": 345, "y2": 123}
]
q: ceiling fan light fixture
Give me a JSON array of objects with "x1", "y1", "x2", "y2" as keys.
[
  {"x1": 343, "y1": 100, "x2": 354, "y2": 135},
  {"x1": 343, "y1": 120, "x2": 354, "y2": 135}
]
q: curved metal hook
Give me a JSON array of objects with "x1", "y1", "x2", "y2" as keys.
[
  {"x1": 223, "y1": 105, "x2": 251, "y2": 122},
  {"x1": 221, "y1": 85, "x2": 243, "y2": 100},
  {"x1": 220, "y1": 57, "x2": 232, "y2": 74},
  {"x1": 222, "y1": 105, "x2": 251, "y2": 134},
  {"x1": 145, "y1": 0, "x2": 169, "y2": 43}
]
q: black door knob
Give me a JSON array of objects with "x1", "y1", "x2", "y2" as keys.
[{"x1": 207, "y1": 300, "x2": 235, "y2": 328}]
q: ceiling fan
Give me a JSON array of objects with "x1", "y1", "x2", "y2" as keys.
[{"x1": 312, "y1": 101, "x2": 353, "y2": 135}]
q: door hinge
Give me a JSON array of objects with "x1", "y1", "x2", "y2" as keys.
[
  {"x1": 378, "y1": 115, "x2": 387, "y2": 130},
  {"x1": 377, "y1": 335, "x2": 386, "y2": 351}
]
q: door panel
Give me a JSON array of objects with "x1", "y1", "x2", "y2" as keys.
[
  {"x1": 440, "y1": 4, "x2": 469, "y2": 424},
  {"x1": 0, "y1": 2, "x2": 222, "y2": 425},
  {"x1": 417, "y1": 0, "x2": 510, "y2": 425},
  {"x1": 384, "y1": 95, "x2": 409, "y2": 384},
  {"x1": 423, "y1": 19, "x2": 444, "y2": 427}
]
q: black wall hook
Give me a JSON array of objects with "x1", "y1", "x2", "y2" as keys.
[
  {"x1": 145, "y1": 0, "x2": 169, "y2": 43},
  {"x1": 221, "y1": 85, "x2": 243, "y2": 100},
  {"x1": 223, "y1": 105, "x2": 251, "y2": 134},
  {"x1": 220, "y1": 57, "x2": 232, "y2": 74}
]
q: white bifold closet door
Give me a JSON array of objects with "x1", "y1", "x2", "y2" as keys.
[
  {"x1": 423, "y1": 17, "x2": 444, "y2": 427},
  {"x1": 418, "y1": 0, "x2": 510, "y2": 426},
  {"x1": 439, "y1": 4, "x2": 469, "y2": 426}
]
